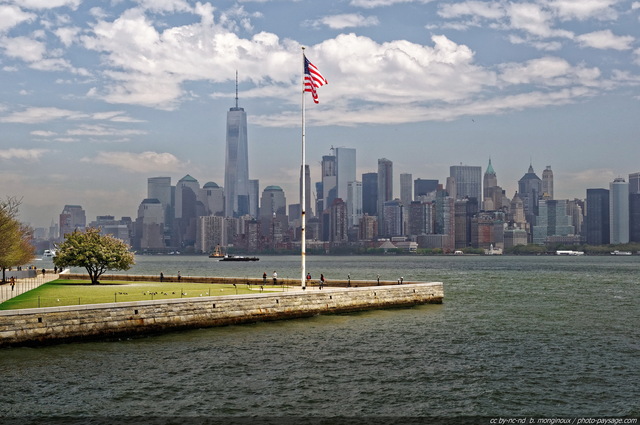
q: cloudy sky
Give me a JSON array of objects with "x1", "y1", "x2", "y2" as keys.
[{"x1": 1, "y1": 0, "x2": 639, "y2": 227}]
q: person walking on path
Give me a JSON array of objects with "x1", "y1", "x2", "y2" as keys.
[
  {"x1": 262, "y1": 272, "x2": 267, "y2": 284},
  {"x1": 10, "y1": 276, "x2": 15, "y2": 291},
  {"x1": 320, "y1": 273, "x2": 325, "y2": 290},
  {"x1": 272, "y1": 271, "x2": 277, "y2": 285}
]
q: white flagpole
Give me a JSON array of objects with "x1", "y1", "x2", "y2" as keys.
[{"x1": 301, "y1": 47, "x2": 307, "y2": 289}]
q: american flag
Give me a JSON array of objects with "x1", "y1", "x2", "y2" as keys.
[{"x1": 304, "y1": 55, "x2": 327, "y2": 104}]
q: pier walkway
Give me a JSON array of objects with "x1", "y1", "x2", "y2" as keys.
[{"x1": 0, "y1": 272, "x2": 60, "y2": 304}]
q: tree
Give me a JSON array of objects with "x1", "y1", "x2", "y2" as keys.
[
  {"x1": 0, "y1": 197, "x2": 36, "y2": 283},
  {"x1": 54, "y1": 227, "x2": 135, "y2": 284}
]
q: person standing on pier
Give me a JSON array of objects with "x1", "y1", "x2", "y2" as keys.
[{"x1": 272, "y1": 271, "x2": 277, "y2": 285}]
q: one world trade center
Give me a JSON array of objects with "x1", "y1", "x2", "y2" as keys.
[{"x1": 224, "y1": 75, "x2": 249, "y2": 218}]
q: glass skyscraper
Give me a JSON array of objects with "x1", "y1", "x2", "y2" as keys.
[{"x1": 224, "y1": 88, "x2": 249, "y2": 218}]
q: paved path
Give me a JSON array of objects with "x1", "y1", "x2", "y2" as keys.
[{"x1": 0, "y1": 272, "x2": 60, "y2": 304}]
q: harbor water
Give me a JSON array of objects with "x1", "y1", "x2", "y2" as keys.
[{"x1": 1, "y1": 255, "x2": 638, "y2": 421}]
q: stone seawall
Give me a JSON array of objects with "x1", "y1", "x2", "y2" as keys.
[{"x1": 0, "y1": 283, "x2": 443, "y2": 348}]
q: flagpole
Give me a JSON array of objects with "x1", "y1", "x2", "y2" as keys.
[{"x1": 301, "y1": 46, "x2": 307, "y2": 289}]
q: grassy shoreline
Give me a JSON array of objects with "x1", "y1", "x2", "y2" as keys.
[{"x1": 0, "y1": 279, "x2": 290, "y2": 310}]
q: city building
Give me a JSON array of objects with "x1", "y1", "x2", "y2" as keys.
[
  {"x1": 300, "y1": 165, "x2": 313, "y2": 219},
  {"x1": 362, "y1": 172, "x2": 378, "y2": 216},
  {"x1": 586, "y1": 188, "x2": 610, "y2": 245},
  {"x1": 532, "y1": 199, "x2": 575, "y2": 245},
  {"x1": 414, "y1": 179, "x2": 439, "y2": 198},
  {"x1": 609, "y1": 178, "x2": 629, "y2": 244},
  {"x1": 59, "y1": 205, "x2": 86, "y2": 238},
  {"x1": 383, "y1": 199, "x2": 403, "y2": 237},
  {"x1": 346, "y1": 180, "x2": 362, "y2": 228},
  {"x1": 201, "y1": 182, "x2": 225, "y2": 216},
  {"x1": 224, "y1": 79, "x2": 250, "y2": 218},
  {"x1": 518, "y1": 164, "x2": 543, "y2": 228},
  {"x1": 335, "y1": 147, "x2": 356, "y2": 203},
  {"x1": 135, "y1": 199, "x2": 165, "y2": 251},
  {"x1": 542, "y1": 166, "x2": 554, "y2": 199},
  {"x1": 377, "y1": 158, "x2": 393, "y2": 236},
  {"x1": 449, "y1": 164, "x2": 482, "y2": 201},
  {"x1": 321, "y1": 154, "x2": 337, "y2": 212},
  {"x1": 629, "y1": 172, "x2": 640, "y2": 243},
  {"x1": 196, "y1": 215, "x2": 225, "y2": 254}
]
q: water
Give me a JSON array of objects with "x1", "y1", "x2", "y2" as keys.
[{"x1": 1, "y1": 255, "x2": 638, "y2": 420}]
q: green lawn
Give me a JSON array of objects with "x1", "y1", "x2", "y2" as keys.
[{"x1": 0, "y1": 279, "x2": 288, "y2": 310}]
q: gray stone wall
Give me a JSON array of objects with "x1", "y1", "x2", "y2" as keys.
[{"x1": 0, "y1": 283, "x2": 443, "y2": 347}]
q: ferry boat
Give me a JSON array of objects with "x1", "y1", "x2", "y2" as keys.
[
  {"x1": 219, "y1": 254, "x2": 259, "y2": 262},
  {"x1": 610, "y1": 250, "x2": 632, "y2": 256},
  {"x1": 43, "y1": 249, "x2": 56, "y2": 258}
]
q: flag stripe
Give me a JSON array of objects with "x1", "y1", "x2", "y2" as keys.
[{"x1": 304, "y1": 55, "x2": 327, "y2": 104}]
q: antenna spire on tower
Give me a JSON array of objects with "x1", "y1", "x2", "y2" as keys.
[{"x1": 235, "y1": 70, "x2": 239, "y2": 109}]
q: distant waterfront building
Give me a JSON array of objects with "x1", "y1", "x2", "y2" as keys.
[
  {"x1": 532, "y1": 199, "x2": 575, "y2": 245},
  {"x1": 322, "y1": 154, "x2": 337, "y2": 212},
  {"x1": 454, "y1": 198, "x2": 478, "y2": 249},
  {"x1": 482, "y1": 159, "x2": 504, "y2": 211},
  {"x1": 383, "y1": 199, "x2": 404, "y2": 237},
  {"x1": 377, "y1": 158, "x2": 393, "y2": 236},
  {"x1": 135, "y1": 199, "x2": 164, "y2": 251},
  {"x1": 629, "y1": 172, "x2": 640, "y2": 243},
  {"x1": 196, "y1": 215, "x2": 225, "y2": 254},
  {"x1": 248, "y1": 179, "x2": 259, "y2": 218},
  {"x1": 329, "y1": 198, "x2": 348, "y2": 243},
  {"x1": 409, "y1": 201, "x2": 434, "y2": 236},
  {"x1": 259, "y1": 185, "x2": 287, "y2": 238},
  {"x1": 609, "y1": 178, "x2": 629, "y2": 244},
  {"x1": 174, "y1": 175, "x2": 201, "y2": 248},
  {"x1": 586, "y1": 188, "x2": 610, "y2": 245},
  {"x1": 201, "y1": 182, "x2": 224, "y2": 216},
  {"x1": 542, "y1": 166, "x2": 554, "y2": 199},
  {"x1": 224, "y1": 81, "x2": 250, "y2": 218},
  {"x1": 346, "y1": 181, "x2": 362, "y2": 228},
  {"x1": 59, "y1": 205, "x2": 86, "y2": 238},
  {"x1": 518, "y1": 164, "x2": 542, "y2": 227},
  {"x1": 449, "y1": 165, "x2": 482, "y2": 201},
  {"x1": 358, "y1": 214, "x2": 377, "y2": 241},
  {"x1": 414, "y1": 179, "x2": 439, "y2": 198},
  {"x1": 362, "y1": 172, "x2": 378, "y2": 216},
  {"x1": 336, "y1": 147, "x2": 356, "y2": 203}
]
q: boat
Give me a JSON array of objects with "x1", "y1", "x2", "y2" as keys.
[
  {"x1": 209, "y1": 245, "x2": 225, "y2": 258},
  {"x1": 556, "y1": 250, "x2": 584, "y2": 256},
  {"x1": 610, "y1": 250, "x2": 632, "y2": 256},
  {"x1": 219, "y1": 254, "x2": 259, "y2": 262},
  {"x1": 43, "y1": 249, "x2": 56, "y2": 258}
]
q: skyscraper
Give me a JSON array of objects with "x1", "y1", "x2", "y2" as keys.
[
  {"x1": 362, "y1": 172, "x2": 378, "y2": 216},
  {"x1": 377, "y1": 158, "x2": 393, "y2": 235},
  {"x1": 224, "y1": 76, "x2": 249, "y2": 218},
  {"x1": 336, "y1": 147, "x2": 356, "y2": 202},
  {"x1": 586, "y1": 188, "x2": 609, "y2": 245},
  {"x1": 542, "y1": 166, "x2": 554, "y2": 199},
  {"x1": 59, "y1": 205, "x2": 86, "y2": 238},
  {"x1": 518, "y1": 164, "x2": 543, "y2": 226},
  {"x1": 321, "y1": 154, "x2": 337, "y2": 212},
  {"x1": 450, "y1": 165, "x2": 482, "y2": 201},
  {"x1": 609, "y1": 178, "x2": 629, "y2": 244},
  {"x1": 629, "y1": 172, "x2": 640, "y2": 242}
]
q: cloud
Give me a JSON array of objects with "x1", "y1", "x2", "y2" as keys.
[
  {"x1": 0, "y1": 107, "x2": 82, "y2": 123},
  {"x1": 498, "y1": 57, "x2": 601, "y2": 87},
  {"x1": 0, "y1": 148, "x2": 49, "y2": 161},
  {"x1": 82, "y1": 151, "x2": 187, "y2": 173},
  {"x1": 0, "y1": 5, "x2": 36, "y2": 32},
  {"x1": 507, "y1": 3, "x2": 573, "y2": 39},
  {"x1": 576, "y1": 30, "x2": 635, "y2": 50},
  {"x1": 350, "y1": 0, "x2": 430, "y2": 8},
  {"x1": 10, "y1": 0, "x2": 82, "y2": 10},
  {"x1": 547, "y1": 0, "x2": 618, "y2": 21},
  {"x1": 437, "y1": 1, "x2": 505, "y2": 20},
  {"x1": 316, "y1": 14, "x2": 380, "y2": 29}
]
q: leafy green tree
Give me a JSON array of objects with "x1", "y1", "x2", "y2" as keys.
[
  {"x1": 0, "y1": 197, "x2": 36, "y2": 283},
  {"x1": 54, "y1": 227, "x2": 135, "y2": 284}
]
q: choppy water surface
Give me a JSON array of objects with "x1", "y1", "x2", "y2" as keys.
[{"x1": 1, "y1": 255, "x2": 638, "y2": 419}]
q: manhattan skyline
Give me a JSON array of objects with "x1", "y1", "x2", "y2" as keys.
[{"x1": 1, "y1": 0, "x2": 639, "y2": 227}]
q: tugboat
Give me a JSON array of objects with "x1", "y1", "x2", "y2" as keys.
[{"x1": 209, "y1": 245, "x2": 224, "y2": 258}]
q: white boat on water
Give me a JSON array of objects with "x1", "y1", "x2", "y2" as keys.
[
  {"x1": 43, "y1": 249, "x2": 56, "y2": 257},
  {"x1": 556, "y1": 250, "x2": 584, "y2": 256},
  {"x1": 610, "y1": 250, "x2": 632, "y2": 256}
]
